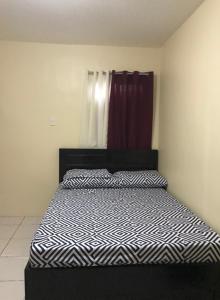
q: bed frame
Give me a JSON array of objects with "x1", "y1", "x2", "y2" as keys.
[{"x1": 25, "y1": 148, "x2": 220, "y2": 300}]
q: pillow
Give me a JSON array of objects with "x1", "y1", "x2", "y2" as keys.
[
  {"x1": 113, "y1": 170, "x2": 167, "y2": 188},
  {"x1": 61, "y1": 176, "x2": 120, "y2": 189},
  {"x1": 63, "y1": 169, "x2": 111, "y2": 180}
]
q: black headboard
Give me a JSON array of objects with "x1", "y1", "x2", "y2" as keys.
[{"x1": 59, "y1": 149, "x2": 158, "y2": 182}]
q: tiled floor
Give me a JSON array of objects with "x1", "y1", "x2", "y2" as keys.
[{"x1": 0, "y1": 217, "x2": 41, "y2": 300}]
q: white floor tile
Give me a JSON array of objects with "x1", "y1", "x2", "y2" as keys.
[
  {"x1": 0, "y1": 281, "x2": 24, "y2": 300},
  {"x1": 0, "y1": 240, "x2": 8, "y2": 254},
  {"x1": 0, "y1": 257, "x2": 27, "y2": 281},
  {"x1": 13, "y1": 224, "x2": 38, "y2": 240},
  {"x1": 0, "y1": 225, "x2": 18, "y2": 240},
  {"x1": 0, "y1": 217, "x2": 23, "y2": 225},
  {"x1": 2, "y1": 239, "x2": 31, "y2": 257},
  {"x1": 22, "y1": 216, "x2": 41, "y2": 225}
]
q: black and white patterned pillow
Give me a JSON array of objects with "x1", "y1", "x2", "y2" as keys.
[
  {"x1": 63, "y1": 169, "x2": 111, "y2": 180},
  {"x1": 113, "y1": 170, "x2": 168, "y2": 188},
  {"x1": 61, "y1": 176, "x2": 121, "y2": 189}
]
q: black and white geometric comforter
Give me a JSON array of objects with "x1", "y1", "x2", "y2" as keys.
[{"x1": 30, "y1": 187, "x2": 220, "y2": 268}]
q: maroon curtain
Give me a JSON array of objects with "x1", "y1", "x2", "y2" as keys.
[{"x1": 107, "y1": 71, "x2": 154, "y2": 149}]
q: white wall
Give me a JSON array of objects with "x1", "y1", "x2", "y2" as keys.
[
  {"x1": 0, "y1": 41, "x2": 161, "y2": 216},
  {"x1": 160, "y1": 0, "x2": 220, "y2": 232}
]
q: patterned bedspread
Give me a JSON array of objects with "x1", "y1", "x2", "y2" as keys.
[{"x1": 30, "y1": 187, "x2": 220, "y2": 267}]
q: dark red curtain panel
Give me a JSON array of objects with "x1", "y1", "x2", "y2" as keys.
[{"x1": 107, "y1": 71, "x2": 154, "y2": 149}]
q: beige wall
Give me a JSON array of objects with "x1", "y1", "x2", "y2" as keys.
[
  {"x1": 160, "y1": 0, "x2": 220, "y2": 232},
  {"x1": 0, "y1": 41, "x2": 161, "y2": 216}
]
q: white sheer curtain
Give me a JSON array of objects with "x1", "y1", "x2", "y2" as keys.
[{"x1": 80, "y1": 71, "x2": 111, "y2": 148}]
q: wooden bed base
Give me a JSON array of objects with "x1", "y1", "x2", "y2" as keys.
[{"x1": 25, "y1": 149, "x2": 220, "y2": 300}]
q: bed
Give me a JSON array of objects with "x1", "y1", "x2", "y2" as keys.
[{"x1": 25, "y1": 149, "x2": 220, "y2": 300}]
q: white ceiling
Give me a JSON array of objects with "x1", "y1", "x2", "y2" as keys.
[{"x1": 0, "y1": 0, "x2": 204, "y2": 47}]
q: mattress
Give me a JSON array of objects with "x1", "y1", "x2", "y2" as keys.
[{"x1": 30, "y1": 187, "x2": 220, "y2": 268}]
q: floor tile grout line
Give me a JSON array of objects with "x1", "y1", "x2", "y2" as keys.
[
  {"x1": 0, "y1": 279, "x2": 24, "y2": 282},
  {"x1": 20, "y1": 216, "x2": 25, "y2": 225},
  {"x1": 0, "y1": 216, "x2": 24, "y2": 224},
  {"x1": 0, "y1": 216, "x2": 25, "y2": 256},
  {"x1": 1, "y1": 255, "x2": 28, "y2": 258}
]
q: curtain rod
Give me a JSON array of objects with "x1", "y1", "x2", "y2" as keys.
[{"x1": 88, "y1": 71, "x2": 152, "y2": 76}]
